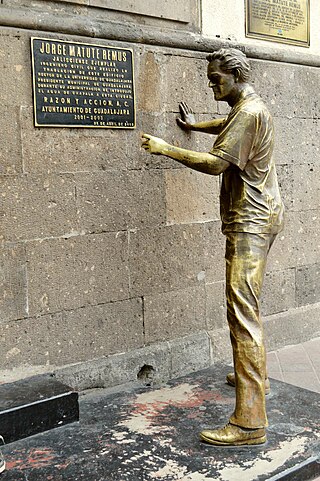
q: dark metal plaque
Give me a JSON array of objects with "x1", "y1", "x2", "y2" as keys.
[
  {"x1": 245, "y1": 0, "x2": 310, "y2": 47},
  {"x1": 31, "y1": 38, "x2": 135, "y2": 128}
]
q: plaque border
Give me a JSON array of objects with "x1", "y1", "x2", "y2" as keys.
[
  {"x1": 31, "y1": 36, "x2": 136, "y2": 129},
  {"x1": 245, "y1": 0, "x2": 310, "y2": 48}
]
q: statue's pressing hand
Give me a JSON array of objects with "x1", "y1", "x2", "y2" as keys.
[
  {"x1": 141, "y1": 134, "x2": 168, "y2": 155},
  {"x1": 176, "y1": 102, "x2": 196, "y2": 130}
]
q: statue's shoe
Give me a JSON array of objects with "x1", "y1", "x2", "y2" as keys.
[
  {"x1": 226, "y1": 372, "x2": 271, "y2": 395},
  {"x1": 200, "y1": 423, "x2": 266, "y2": 446}
]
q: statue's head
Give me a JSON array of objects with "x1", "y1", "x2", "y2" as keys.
[
  {"x1": 206, "y1": 48, "x2": 250, "y2": 82},
  {"x1": 206, "y1": 48, "x2": 250, "y2": 102}
]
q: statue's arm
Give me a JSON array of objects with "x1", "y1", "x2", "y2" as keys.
[
  {"x1": 141, "y1": 134, "x2": 229, "y2": 176},
  {"x1": 177, "y1": 102, "x2": 227, "y2": 135},
  {"x1": 189, "y1": 118, "x2": 227, "y2": 135}
]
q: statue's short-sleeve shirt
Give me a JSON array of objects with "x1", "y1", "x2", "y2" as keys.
[{"x1": 210, "y1": 86, "x2": 284, "y2": 235}]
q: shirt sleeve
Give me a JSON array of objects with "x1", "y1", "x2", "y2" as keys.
[{"x1": 210, "y1": 111, "x2": 256, "y2": 171}]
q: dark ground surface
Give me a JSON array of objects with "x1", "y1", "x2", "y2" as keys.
[{"x1": 1, "y1": 363, "x2": 319, "y2": 481}]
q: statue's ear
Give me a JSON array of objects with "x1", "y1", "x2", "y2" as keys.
[{"x1": 234, "y1": 68, "x2": 241, "y2": 82}]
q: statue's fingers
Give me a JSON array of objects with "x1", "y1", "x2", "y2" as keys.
[
  {"x1": 142, "y1": 133, "x2": 151, "y2": 140},
  {"x1": 179, "y1": 103, "x2": 186, "y2": 116}
]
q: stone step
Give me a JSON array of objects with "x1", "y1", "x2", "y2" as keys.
[{"x1": 0, "y1": 375, "x2": 79, "y2": 444}]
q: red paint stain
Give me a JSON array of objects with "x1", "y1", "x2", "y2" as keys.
[
  {"x1": 6, "y1": 448, "x2": 57, "y2": 471},
  {"x1": 131, "y1": 388, "x2": 232, "y2": 417}
]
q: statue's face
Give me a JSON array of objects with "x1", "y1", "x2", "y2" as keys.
[{"x1": 207, "y1": 60, "x2": 237, "y2": 102}]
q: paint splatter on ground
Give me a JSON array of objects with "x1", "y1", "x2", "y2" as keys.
[{"x1": 2, "y1": 364, "x2": 320, "y2": 480}]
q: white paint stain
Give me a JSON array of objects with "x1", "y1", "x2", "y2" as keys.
[
  {"x1": 219, "y1": 436, "x2": 308, "y2": 481},
  {"x1": 150, "y1": 458, "x2": 188, "y2": 478},
  {"x1": 119, "y1": 383, "x2": 197, "y2": 436}
]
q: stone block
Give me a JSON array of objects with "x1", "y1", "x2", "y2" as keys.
[
  {"x1": 203, "y1": 221, "x2": 225, "y2": 284},
  {"x1": 76, "y1": 170, "x2": 166, "y2": 233},
  {"x1": 291, "y1": 210, "x2": 320, "y2": 267},
  {"x1": 207, "y1": 327, "x2": 233, "y2": 363},
  {"x1": 160, "y1": 54, "x2": 218, "y2": 115},
  {"x1": 165, "y1": 168, "x2": 219, "y2": 225},
  {"x1": 206, "y1": 281, "x2": 226, "y2": 330},
  {"x1": 128, "y1": 224, "x2": 207, "y2": 297},
  {"x1": 143, "y1": 285, "x2": 206, "y2": 344},
  {"x1": 292, "y1": 162, "x2": 320, "y2": 212},
  {"x1": 27, "y1": 232, "x2": 129, "y2": 316},
  {"x1": 266, "y1": 212, "x2": 297, "y2": 272},
  {"x1": 102, "y1": 342, "x2": 172, "y2": 388},
  {"x1": 46, "y1": 298, "x2": 144, "y2": 365},
  {"x1": 0, "y1": 31, "x2": 32, "y2": 106},
  {"x1": 276, "y1": 164, "x2": 294, "y2": 212},
  {"x1": 0, "y1": 106, "x2": 22, "y2": 175},
  {"x1": 261, "y1": 268, "x2": 296, "y2": 316},
  {"x1": 273, "y1": 117, "x2": 320, "y2": 166},
  {"x1": 0, "y1": 315, "x2": 51, "y2": 368},
  {"x1": 0, "y1": 299, "x2": 143, "y2": 369},
  {"x1": 296, "y1": 263, "x2": 320, "y2": 307},
  {"x1": 0, "y1": 244, "x2": 28, "y2": 322},
  {"x1": 91, "y1": 0, "x2": 194, "y2": 23},
  {"x1": 20, "y1": 107, "x2": 132, "y2": 174},
  {"x1": 137, "y1": 51, "x2": 162, "y2": 113},
  {"x1": 1, "y1": 174, "x2": 77, "y2": 242},
  {"x1": 169, "y1": 331, "x2": 211, "y2": 379},
  {"x1": 264, "y1": 303, "x2": 320, "y2": 351},
  {"x1": 251, "y1": 60, "x2": 320, "y2": 119}
]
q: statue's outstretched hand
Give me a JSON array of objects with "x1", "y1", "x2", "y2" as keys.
[
  {"x1": 176, "y1": 102, "x2": 196, "y2": 130},
  {"x1": 141, "y1": 134, "x2": 167, "y2": 155}
]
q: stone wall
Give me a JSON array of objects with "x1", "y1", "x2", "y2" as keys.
[{"x1": 0, "y1": 1, "x2": 320, "y2": 388}]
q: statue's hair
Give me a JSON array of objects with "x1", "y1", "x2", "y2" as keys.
[{"x1": 206, "y1": 48, "x2": 250, "y2": 82}]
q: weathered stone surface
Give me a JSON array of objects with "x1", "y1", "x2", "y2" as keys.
[
  {"x1": 160, "y1": 54, "x2": 218, "y2": 114},
  {"x1": 296, "y1": 264, "x2": 320, "y2": 307},
  {"x1": 91, "y1": 0, "x2": 195, "y2": 23},
  {"x1": 143, "y1": 285, "x2": 206, "y2": 344},
  {"x1": 128, "y1": 224, "x2": 207, "y2": 297},
  {"x1": 251, "y1": 60, "x2": 320, "y2": 119},
  {"x1": 266, "y1": 212, "x2": 296, "y2": 272},
  {"x1": 46, "y1": 299, "x2": 144, "y2": 365},
  {"x1": 0, "y1": 31, "x2": 32, "y2": 106},
  {"x1": 0, "y1": 297, "x2": 143, "y2": 369},
  {"x1": 265, "y1": 302, "x2": 320, "y2": 351},
  {"x1": 203, "y1": 221, "x2": 225, "y2": 284},
  {"x1": 291, "y1": 211, "x2": 320, "y2": 267},
  {"x1": 207, "y1": 327, "x2": 233, "y2": 363},
  {"x1": 0, "y1": 106, "x2": 22, "y2": 175},
  {"x1": 165, "y1": 168, "x2": 219, "y2": 225},
  {"x1": 266, "y1": 210, "x2": 320, "y2": 273},
  {"x1": 27, "y1": 232, "x2": 129, "y2": 316},
  {"x1": 137, "y1": 51, "x2": 162, "y2": 113},
  {"x1": 261, "y1": 268, "x2": 296, "y2": 316},
  {"x1": 276, "y1": 164, "x2": 294, "y2": 211},
  {"x1": 0, "y1": 315, "x2": 54, "y2": 369},
  {"x1": 292, "y1": 163, "x2": 320, "y2": 212},
  {"x1": 1, "y1": 174, "x2": 77, "y2": 242},
  {"x1": 273, "y1": 117, "x2": 320, "y2": 166},
  {"x1": 0, "y1": 244, "x2": 28, "y2": 322},
  {"x1": 76, "y1": 170, "x2": 166, "y2": 233},
  {"x1": 169, "y1": 331, "x2": 211, "y2": 378},
  {"x1": 21, "y1": 107, "x2": 132, "y2": 174},
  {"x1": 206, "y1": 281, "x2": 226, "y2": 330}
]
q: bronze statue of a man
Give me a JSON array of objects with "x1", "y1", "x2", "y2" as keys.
[{"x1": 141, "y1": 48, "x2": 284, "y2": 446}]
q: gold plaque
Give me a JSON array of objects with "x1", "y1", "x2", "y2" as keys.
[{"x1": 245, "y1": 0, "x2": 310, "y2": 47}]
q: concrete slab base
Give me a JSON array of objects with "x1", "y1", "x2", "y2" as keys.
[{"x1": 2, "y1": 364, "x2": 320, "y2": 480}]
